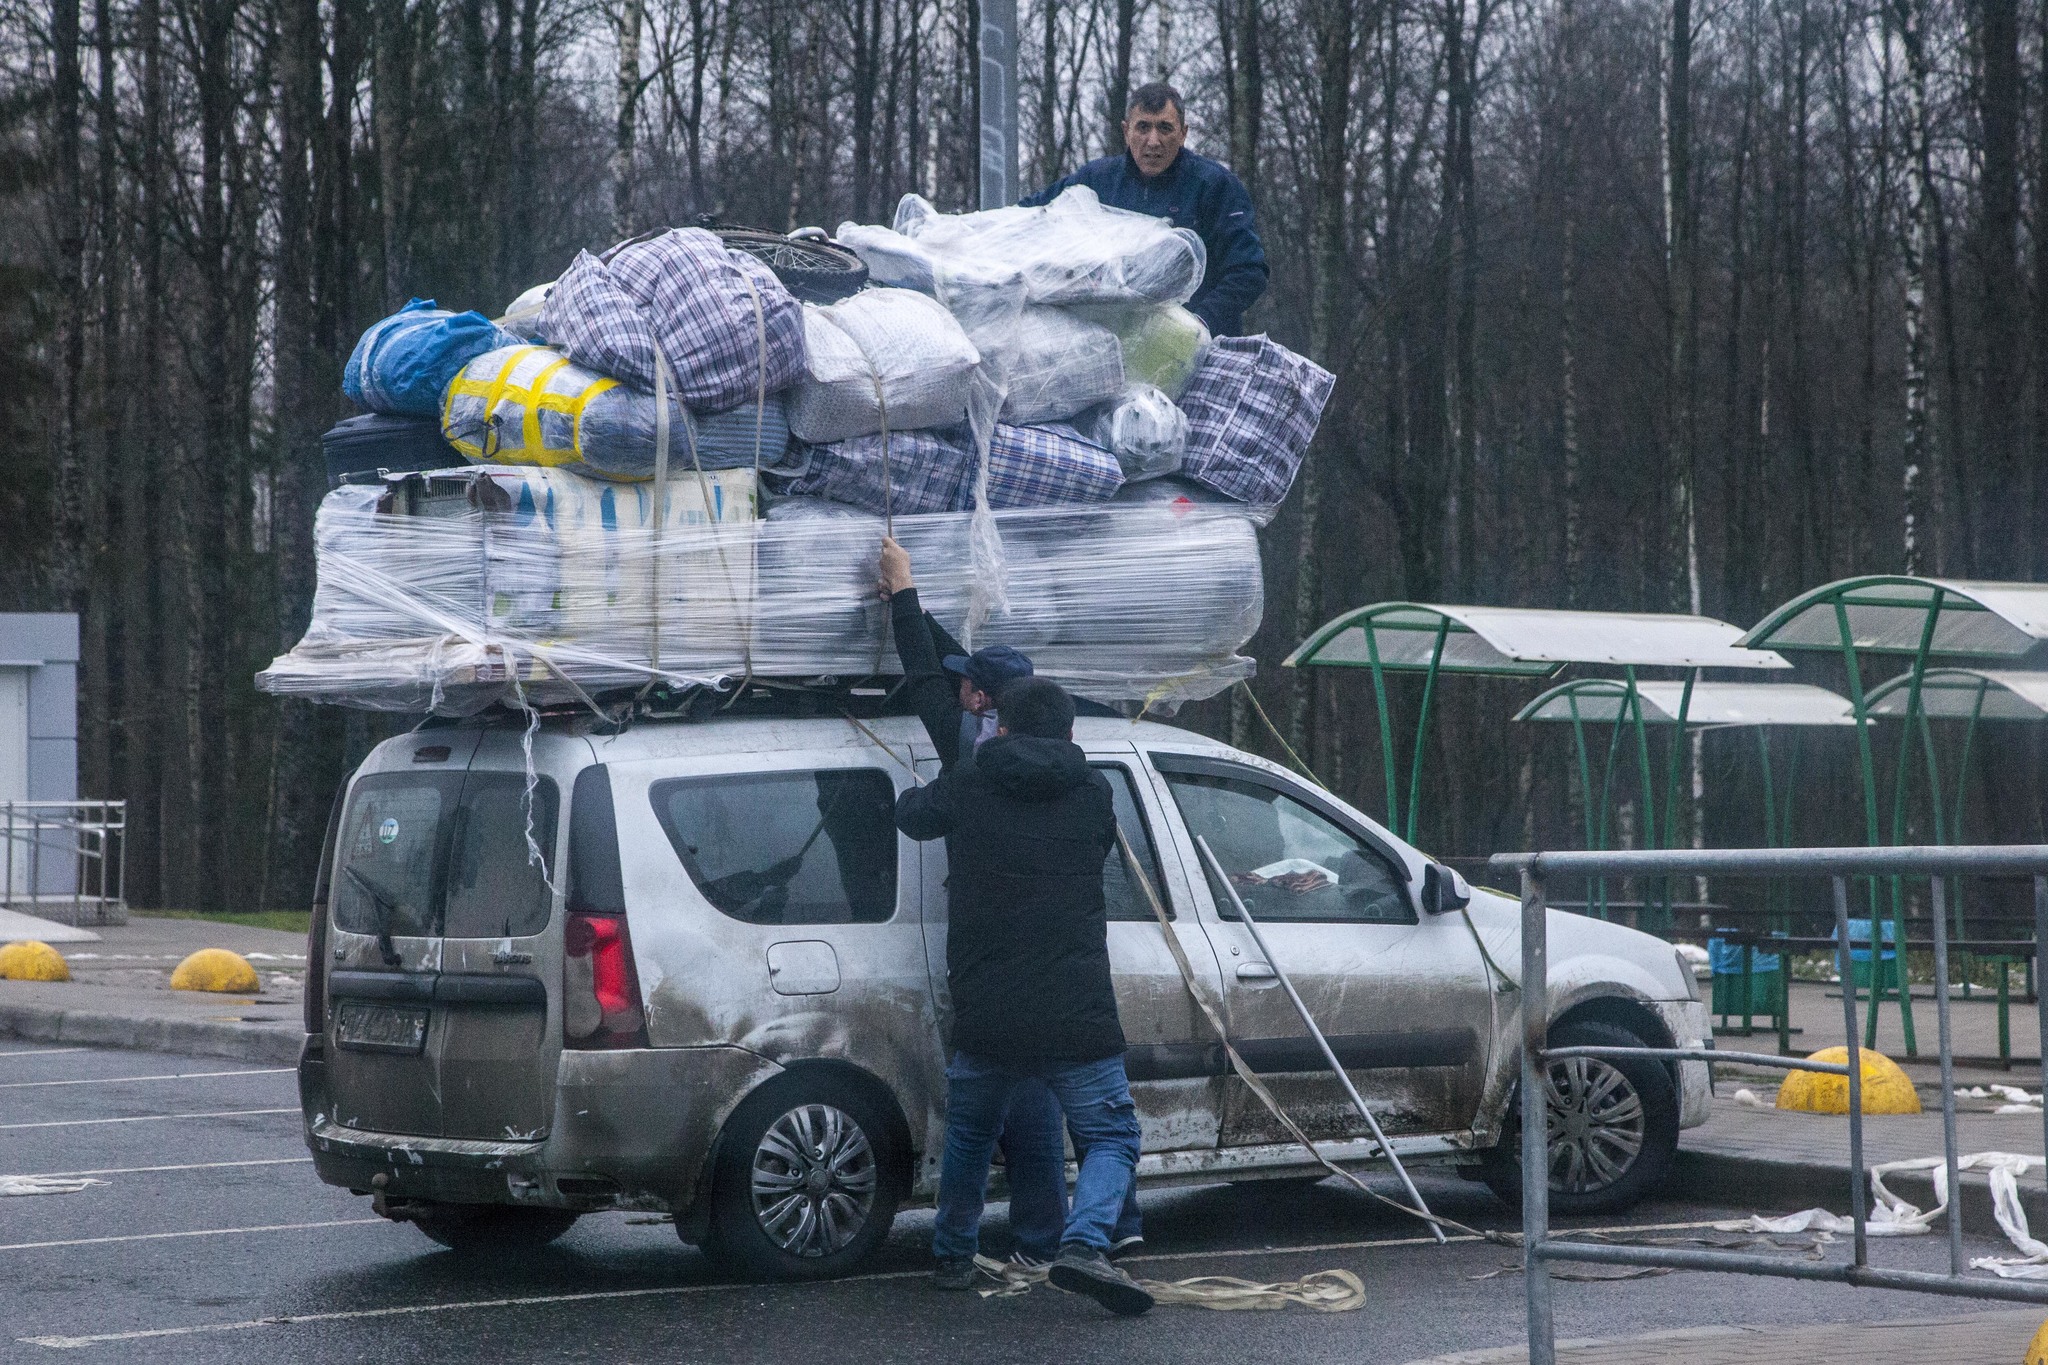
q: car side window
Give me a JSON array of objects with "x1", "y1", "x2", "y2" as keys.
[
  {"x1": 1158, "y1": 765, "x2": 1412, "y2": 924},
  {"x1": 1095, "y1": 764, "x2": 1170, "y2": 922},
  {"x1": 651, "y1": 769, "x2": 898, "y2": 925}
]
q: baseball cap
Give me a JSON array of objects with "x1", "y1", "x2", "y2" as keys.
[{"x1": 941, "y1": 645, "x2": 1034, "y2": 696}]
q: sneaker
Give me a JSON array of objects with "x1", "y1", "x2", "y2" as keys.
[
  {"x1": 1106, "y1": 1234, "x2": 1145, "y2": 1261},
  {"x1": 1047, "y1": 1243, "x2": 1154, "y2": 1316},
  {"x1": 930, "y1": 1257, "x2": 980, "y2": 1291}
]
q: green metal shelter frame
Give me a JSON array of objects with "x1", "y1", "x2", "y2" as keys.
[
  {"x1": 1737, "y1": 577, "x2": 2048, "y2": 1053},
  {"x1": 1286, "y1": 603, "x2": 1790, "y2": 851},
  {"x1": 1516, "y1": 679, "x2": 1857, "y2": 1048}
]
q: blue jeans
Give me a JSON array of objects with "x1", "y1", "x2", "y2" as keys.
[
  {"x1": 1001, "y1": 1080, "x2": 1144, "y2": 1259},
  {"x1": 933, "y1": 1052, "x2": 1141, "y2": 1262}
]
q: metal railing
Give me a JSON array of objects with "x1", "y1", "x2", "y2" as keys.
[
  {"x1": 1489, "y1": 844, "x2": 2048, "y2": 1365},
  {"x1": 2, "y1": 800, "x2": 126, "y2": 926}
]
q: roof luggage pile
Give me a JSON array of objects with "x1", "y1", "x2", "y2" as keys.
[{"x1": 262, "y1": 192, "x2": 1335, "y2": 714}]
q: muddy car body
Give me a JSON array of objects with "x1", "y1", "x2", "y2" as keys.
[{"x1": 298, "y1": 710, "x2": 1711, "y2": 1274}]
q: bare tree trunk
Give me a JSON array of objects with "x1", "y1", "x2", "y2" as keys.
[
  {"x1": 1106, "y1": 0, "x2": 1134, "y2": 151},
  {"x1": 2032, "y1": 0, "x2": 2048, "y2": 578},
  {"x1": 1556, "y1": 0, "x2": 1581, "y2": 606},
  {"x1": 1977, "y1": 0, "x2": 2021, "y2": 576},
  {"x1": 1445, "y1": 0, "x2": 1479, "y2": 598},
  {"x1": 1891, "y1": 0, "x2": 1933, "y2": 573},
  {"x1": 1286, "y1": 0, "x2": 1355, "y2": 760},
  {"x1": 615, "y1": 0, "x2": 644, "y2": 237},
  {"x1": 50, "y1": 0, "x2": 86, "y2": 610},
  {"x1": 1662, "y1": 0, "x2": 1700, "y2": 615}
]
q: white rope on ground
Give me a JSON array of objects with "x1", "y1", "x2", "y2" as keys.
[
  {"x1": 1713, "y1": 1150, "x2": 2048, "y2": 1278},
  {"x1": 970, "y1": 1254, "x2": 1367, "y2": 1311},
  {"x1": 0, "y1": 1175, "x2": 106, "y2": 1197}
]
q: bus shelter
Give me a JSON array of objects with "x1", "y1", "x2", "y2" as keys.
[
  {"x1": 1738, "y1": 577, "x2": 2048, "y2": 1052},
  {"x1": 1516, "y1": 679, "x2": 1857, "y2": 1046},
  {"x1": 1285, "y1": 603, "x2": 1789, "y2": 848}
]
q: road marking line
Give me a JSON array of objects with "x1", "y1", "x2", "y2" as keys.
[
  {"x1": 0, "y1": 1049, "x2": 92, "y2": 1059},
  {"x1": 11, "y1": 1215, "x2": 1748, "y2": 1348},
  {"x1": 12, "y1": 1158, "x2": 314, "y2": 1179},
  {"x1": 0, "y1": 1108, "x2": 297, "y2": 1131},
  {"x1": 0, "y1": 1219, "x2": 384, "y2": 1253},
  {"x1": 0, "y1": 1069, "x2": 293, "y2": 1090}
]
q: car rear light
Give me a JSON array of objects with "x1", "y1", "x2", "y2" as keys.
[{"x1": 563, "y1": 910, "x2": 646, "y2": 1048}]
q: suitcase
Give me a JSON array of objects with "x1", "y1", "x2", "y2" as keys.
[{"x1": 322, "y1": 412, "x2": 465, "y2": 488}]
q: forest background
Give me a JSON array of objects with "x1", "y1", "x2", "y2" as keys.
[{"x1": 1, "y1": 0, "x2": 2043, "y2": 912}]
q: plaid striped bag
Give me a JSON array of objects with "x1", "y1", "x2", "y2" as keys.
[
  {"x1": 538, "y1": 228, "x2": 807, "y2": 413},
  {"x1": 767, "y1": 423, "x2": 1123, "y2": 515},
  {"x1": 1176, "y1": 335, "x2": 1335, "y2": 506}
]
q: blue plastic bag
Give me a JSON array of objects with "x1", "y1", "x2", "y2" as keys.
[{"x1": 343, "y1": 299, "x2": 517, "y2": 417}]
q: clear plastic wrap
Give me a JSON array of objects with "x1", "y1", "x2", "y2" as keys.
[
  {"x1": 1082, "y1": 384, "x2": 1187, "y2": 481},
  {"x1": 259, "y1": 476, "x2": 1262, "y2": 713},
  {"x1": 1111, "y1": 473, "x2": 1277, "y2": 527},
  {"x1": 443, "y1": 345, "x2": 789, "y2": 478},
  {"x1": 966, "y1": 305, "x2": 1125, "y2": 424},
  {"x1": 788, "y1": 289, "x2": 981, "y2": 442},
  {"x1": 1076, "y1": 302, "x2": 1212, "y2": 398},
  {"x1": 882, "y1": 188, "x2": 1206, "y2": 307}
]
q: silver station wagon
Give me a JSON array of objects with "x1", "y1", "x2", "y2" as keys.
[{"x1": 298, "y1": 708, "x2": 1712, "y2": 1278}]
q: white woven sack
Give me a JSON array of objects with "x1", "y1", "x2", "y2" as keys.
[{"x1": 788, "y1": 288, "x2": 980, "y2": 443}]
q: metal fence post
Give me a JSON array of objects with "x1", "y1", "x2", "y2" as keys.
[
  {"x1": 1832, "y1": 874, "x2": 1869, "y2": 1266},
  {"x1": 1929, "y1": 876, "x2": 1963, "y2": 1275},
  {"x1": 2035, "y1": 875, "x2": 2048, "y2": 1198},
  {"x1": 1521, "y1": 864, "x2": 1554, "y2": 1365}
]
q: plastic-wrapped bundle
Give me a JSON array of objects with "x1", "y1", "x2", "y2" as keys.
[
  {"x1": 259, "y1": 492, "x2": 1260, "y2": 712},
  {"x1": 443, "y1": 345, "x2": 789, "y2": 479},
  {"x1": 344, "y1": 300, "x2": 519, "y2": 417},
  {"x1": 539, "y1": 229, "x2": 807, "y2": 411},
  {"x1": 1077, "y1": 303, "x2": 1211, "y2": 399},
  {"x1": 961, "y1": 305, "x2": 1125, "y2": 424},
  {"x1": 881, "y1": 188, "x2": 1206, "y2": 308},
  {"x1": 767, "y1": 422, "x2": 1123, "y2": 515},
  {"x1": 1177, "y1": 335, "x2": 1337, "y2": 505},
  {"x1": 1081, "y1": 385, "x2": 1187, "y2": 481},
  {"x1": 788, "y1": 289, "x2": 981, "y2": 443}
]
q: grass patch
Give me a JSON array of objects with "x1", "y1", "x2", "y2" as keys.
[{"x1": 136, "y1": 909, "x2": 312, "y2": 935}]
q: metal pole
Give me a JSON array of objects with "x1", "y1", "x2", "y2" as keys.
[
  {"x1": 1929, "y1": 876, "x2": 1963, "y2": 1276},
  {"x1": 1833, "y1": 875, "x2": 1869, "y2": 1267},
  {"x1": 1521, "y1": 865, "x2": 1555, "y2": 1365},
  {"x1": 976, "y1": 0, "x2": 1018, "y2": 208},
  {"x1": 1404, "y1": 619, "x2": 1451, "y2": 844},
  {"x1": 2035, "y1": 875, "x2": 2048, "y2": 1199},
  {"x1": 1363, "y1": 616, "x2": 1400, "y2": 832},
  {"x1": 1193, "y1": 837, "x2": 1447, "y2": 1244}
]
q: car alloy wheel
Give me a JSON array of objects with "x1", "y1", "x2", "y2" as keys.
[
  {"x1": 749, "y1": 1102, "x2": 878, "y2": 1258},
  {"x1": 1542, "y1": 1054, "x2": 1646, "y2": 1195}
]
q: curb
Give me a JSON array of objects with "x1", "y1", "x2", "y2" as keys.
[
  {"x1": 1675, "y1": 1148, "x2": 2048, "y2": 1242},
  {"x1": 0, "y1": 1001, "x2": 303, "y2": 1065}
]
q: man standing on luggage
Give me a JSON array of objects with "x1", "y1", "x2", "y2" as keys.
[
  {"x1": 893, "y1": 675, "x2": 1153, "y2": 1317},
  {"x1": 1020, "y1": 80, "x2": 1268, "y2": 337}
]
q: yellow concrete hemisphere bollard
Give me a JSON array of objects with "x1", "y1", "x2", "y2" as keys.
[
  {"x1": 1775, "y1": 1045, "x2": 1922, "y2": 1115},
  {"x1": 2026, "y1": 1315, "x2": 2048, "y2": 1365},
  {"x1": 169, "y1": 948, "x2": 261, "y2": 994},
  {"x1": 0, "y1": 940, "x2": 71, "y2": 982}
]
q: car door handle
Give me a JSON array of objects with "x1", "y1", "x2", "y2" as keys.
[{"x1": 1235, "y1": 962, "x2": 1278, "y2": 981}]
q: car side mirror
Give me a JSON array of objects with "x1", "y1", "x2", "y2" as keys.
[{"x1": 1420, "y1": 863, "x2": 1471, "y2": 915}]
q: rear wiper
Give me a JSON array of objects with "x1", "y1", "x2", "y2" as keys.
[{"x1": 344, "y1": 865, "x2": 406, "y2": 967}]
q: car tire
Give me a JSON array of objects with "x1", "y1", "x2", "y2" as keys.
[
  {"x1": 409, "y1": 1204, "x2": 581, "y2": 1253},
  {"x1": 1480, "y1": 1018, "x2": 1679, "y2": 1216},
  {"x1": 703, "y1": 1072, "x2": 904, "y2": 1281}
]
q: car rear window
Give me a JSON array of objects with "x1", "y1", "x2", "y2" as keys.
[
  {"x1": 331, "y1": 771, "x2": 559, "y2": 939},
  {"x1": 651, "y1": 769, "x2": 898, "y2": 925}
]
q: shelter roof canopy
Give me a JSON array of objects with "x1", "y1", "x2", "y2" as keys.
[
  {"x1": 1738, "y1": 577, "x2": 2048, "y2": 659},
  {"x1": 1289, "y1": 603, "x2": 1792, "y2": 675},
  {"x1": 1514, "y1": 679, "x2": 1857, "y2": 727}
]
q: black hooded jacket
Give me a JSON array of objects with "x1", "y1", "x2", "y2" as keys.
[{"x1": 894, "y1": 733, "x2": 1124, "y2": 1065}]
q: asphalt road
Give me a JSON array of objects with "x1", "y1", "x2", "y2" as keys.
[{"x1": 0, "y1": 1040, "x2": 2037, "y2": 1365}]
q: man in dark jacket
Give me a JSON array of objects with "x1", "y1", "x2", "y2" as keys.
[
  {"x1": 1020, "y1": 80, "x2": 1268, "y2": 336},
  {"x1": 895, "y1": 677, "x2": 1153, "y2": 1316}
]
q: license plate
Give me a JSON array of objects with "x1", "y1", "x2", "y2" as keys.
[{"x1": 333, "y1": 999, "x2": 430, "y2": 1054}]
